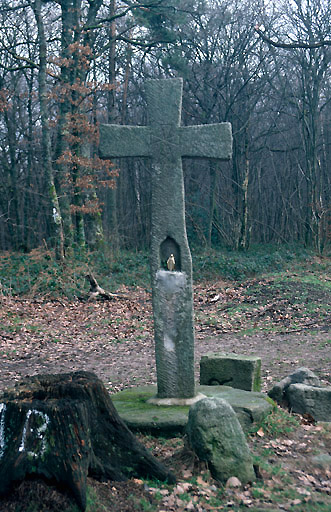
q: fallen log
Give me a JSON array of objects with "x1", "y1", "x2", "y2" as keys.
[
  {"x1": 85, "y1": 273, "x2": 120, "y2": 300},
  {"x1": 0, "y1": 371, "x2": 175, "y2": 511}
]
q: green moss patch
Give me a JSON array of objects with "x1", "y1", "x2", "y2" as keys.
[{"x1": 112, "y1": 385, "x2": 273, "y2": 436}]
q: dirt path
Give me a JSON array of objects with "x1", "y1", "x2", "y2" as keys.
[
  {"x1": 0, "y1": 280, "x2": 330, "y2": 512},
  {"x1": 0, "y1": 290, "x2": 329, "y2": 393}
]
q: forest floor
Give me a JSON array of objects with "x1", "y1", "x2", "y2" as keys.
[{"x1": 0, "y1": 258, "x2": 330, "y2": 511}]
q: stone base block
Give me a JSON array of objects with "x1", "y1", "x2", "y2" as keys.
[
  {"x1": 200, "y1": 353, "x2": 261, "y2": 392},
  {"x1": 287, "y1": 383, "x2": 331, "y2": 422},
  {"x1": 112, "y1": 385, "x2": 273, "y2": 435}
]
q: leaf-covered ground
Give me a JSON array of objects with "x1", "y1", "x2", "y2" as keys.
[
  {"x1": 0, "y1": 270, "x2": 329, "y2": 393},
  {"x1": 0, "y1": 262, "x2": 330, "y2": 511}
]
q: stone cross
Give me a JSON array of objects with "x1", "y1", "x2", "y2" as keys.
[{"x1": 100, "y1": 78, "x2": 232, "y2": 401}]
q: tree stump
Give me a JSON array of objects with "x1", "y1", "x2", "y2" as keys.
[{"x1": 0, "y1": 371, "x2": 175, "y2": 511}]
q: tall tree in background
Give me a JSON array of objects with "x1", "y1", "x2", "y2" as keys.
[
  {"x1": 258, "y1": 0, "x2": 330, "y2": 252},
  {"x1": 152, "y1": 0, "x2": 271, "y2": 249},
  {"x1": 32, "y1": 0, "x2": 65, "y2": 259},
  {"x1": 0, "y1": 0, "x2": 329, "y2": 253}
]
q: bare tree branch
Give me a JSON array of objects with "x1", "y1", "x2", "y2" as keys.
[
  {"x1": 5, "y1": 49, "x2": 38, "y2": 68},
  {"x1": 84, "y1": 1, "x2": 167, "y2": 31},
  {"x1": 254, "y1": 26, "x2": 331, "y2": 49}
]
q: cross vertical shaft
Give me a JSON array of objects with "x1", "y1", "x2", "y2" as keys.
[
  {"x1": 146, "y1": 79, "x2": 195, "y2": 398},
  {"x1": 99, "y1": 78, "x2": 232, "y2": 400}
]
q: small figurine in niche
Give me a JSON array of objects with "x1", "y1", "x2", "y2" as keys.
[{"x1": 167, "y1": 254, "x2": 175, "y2": 271}]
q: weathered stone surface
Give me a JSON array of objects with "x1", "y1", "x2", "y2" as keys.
[
  {"x1": 208, "y1": 386, "x2": 273, "y2": 431},
  {"x1": 112, "y1": 385, "x2": 273, "y2": 435},
  {"x1": 186, "y1": 398, "x2": 255, "y2": 484},
  {"x1": 153, "y1": 270, "x2": 195, "y2": 398},
  {"x1": 311, "y1": 453, "x2": 331, "y2": 469},
  {"x1": 100, "y1": 78, "x2": 232, "y2": 400},
  {"x1": 200, "y1": 352, "x2": 261, "y2": 391},
  {"x1": 287, "y1": 383, "x2": 331, "y2": 421},
  {"x1": 268, "y1": 367, "x2": 322, "y2": 405},
  {"x1": 268, "y1": 368, "x2": 331, "y2": 422}
]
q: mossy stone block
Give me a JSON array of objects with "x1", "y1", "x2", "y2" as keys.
[
  {"x1": 200, "y1": 353, "x2": 262, "y2": 392},
  {"x1": 186, "y1": 398, "x2": 255, "y2": 484}
]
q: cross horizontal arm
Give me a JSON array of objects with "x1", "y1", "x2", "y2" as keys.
[
  {"x1": 99, "y1": 125, "x2": 151, "y2": 158},
  {"x1": 180, "y1": 123, "x2": 232, "y2": 160}
]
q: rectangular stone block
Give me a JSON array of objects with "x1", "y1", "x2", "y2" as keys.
[
  {"x1": 287, "y1": 384, "x2": 331, "y2": 422},
  {"x1": 153, "y1": 270, "x2": 195, "y2": 399},
  {"x1": 200, "y1": 353, "x2": 261, "y2": 392}
]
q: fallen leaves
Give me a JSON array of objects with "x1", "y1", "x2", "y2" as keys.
[
  {"x1": 256, "y1": 427, "x2": 265, "y2": 437},
  {"x1": 196, "y1": 476, "x2": 210, "y2": 487},
  {"x1": 0, "y1": 290, "x2": 157, "y2": 391},
  {"x1": 194, "y1": 275, "x2": 330, "y2": 336},
  {"x1": 142, "y1": 419, "x2": 331, "y2": 511},
  {"x1": 1, "y1": 278, "x2": 331, "y2": 510}
]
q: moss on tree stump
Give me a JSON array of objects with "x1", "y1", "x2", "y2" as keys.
[{"x1": 0, "y1": 371, "x2": 175, "y2": 511}]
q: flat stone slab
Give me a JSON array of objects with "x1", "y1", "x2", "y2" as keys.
[{"x1": 112, "y1": 385, "x2": 273, "y2": 435}]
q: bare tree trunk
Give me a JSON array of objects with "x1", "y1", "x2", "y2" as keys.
[
  {"x1": 121, "y1": 37, "x2": 132, "y2": 126},
  {"x1": 238, "y1": 135, "x2": 250, "y2": 251},
  {"x1": 3, "y1": 109, "x2": 20, "y2": 250},
  {"x1": 53, "y1": 0, "x2": 76, "y2": 255},
  {"x1": 207, "y1": 160, "x2": 219, "y2": 248},
  {"x1": 33, "y1": 0, "x2": 65, "y2": 260},
  {"x1": 106, "y1": 0, "x2": 119, "y2": 252}
]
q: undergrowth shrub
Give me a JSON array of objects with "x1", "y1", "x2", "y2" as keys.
[
  {"x1": 0, "y1": 244, "x2": 317, "y2": 298},
  {"x1": 192, "y1": 244, "x2": 311, "y2": 281},
  {"x1": 249, "y1": 406, "x2": 300, "y2": 438},
  {"x1": 0, "y1": 248, "x2": 150, "y2": 298}
]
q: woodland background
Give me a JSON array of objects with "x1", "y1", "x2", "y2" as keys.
[
  {"x1": 0, "y1": 0, "x2": 330, "y2": 259},
  {"x1": 0, "y1": 4, "x2": 330, "y2": 510}
]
